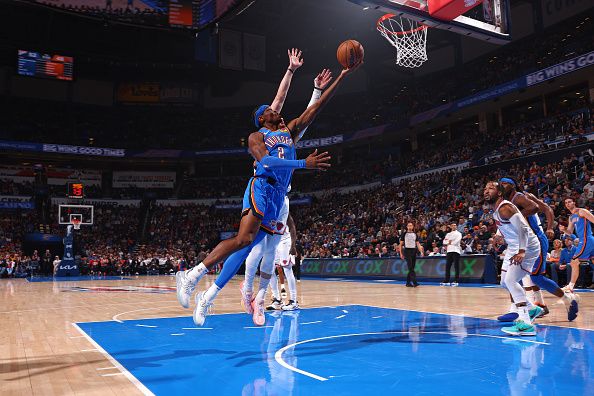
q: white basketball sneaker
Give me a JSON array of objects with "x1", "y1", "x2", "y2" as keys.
[
  {"x1": 193, "y1": 292, "x2": 213, "y2": 326},
  {"x1": 176, "y1": 270, "x2": 195, "y2": 309},
  {"x1": 266, "y1": 298, "x2": 282, "y2": 311},
  {"x1": 281, "y1": 300, "x2": 299, "y2": 311}
]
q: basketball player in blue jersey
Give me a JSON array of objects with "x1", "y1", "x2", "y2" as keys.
[
  {"x1": 562, "y1": 197, "x2": 594, "y2": 292},
  {"x1": 497, "y1": 178, "x2": 578, "y2": 322},
  {"x1": 175, "y1": 59, "x2": 362, "y2": 326},
  {"x1": 242, "y1": 69, "x2": 333, "y2": 324}
]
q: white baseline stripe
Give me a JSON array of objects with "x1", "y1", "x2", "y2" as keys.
[
  {"x1": 72, "y1": 323, "x2": 154, "y2": 396},
  {"x1": 275, "y1": 331, "x2": 551, "y2": 382},
  {"x1": 301, "y1": 321, "x2": 322, "y2": 325}
]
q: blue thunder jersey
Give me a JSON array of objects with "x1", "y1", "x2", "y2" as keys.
[
  {"x1": 253, "y1": 126, "x2": 297, "y2": 191},
  {"x1": 511, "y1": 192, "x2": 546, "y2": 238},
  {"x1": 570, "y1": 212, "x2": 593, "y2": 241}
]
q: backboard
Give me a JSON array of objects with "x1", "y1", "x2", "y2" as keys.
[
  {"x1": 348, "y1": 0, "x2": 511, "y2": 43},
  {"x1": 58, "y1": 204, "x2": 94, "y2": 226}
]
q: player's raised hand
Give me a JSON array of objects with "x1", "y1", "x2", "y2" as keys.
[
  {"x1": 314, "y1": 69, "x2": 332, "y2": 89},
  {"x1": 288, "y1": 48, "x2": 304, "y2": 70},
  {"x1": 305, "y1": 149, "x2": 331, "y2": 171},
  {"x1": 341, "y1": 58, "x2": 363, "y2": 76}
]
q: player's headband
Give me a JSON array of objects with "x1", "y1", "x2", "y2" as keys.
[
  {"x1": 254, "y1": 105, "x2": 269, "y2": 128},
  {"x1": 499, "y1": 177, "x2": 516, "y2": 186}
]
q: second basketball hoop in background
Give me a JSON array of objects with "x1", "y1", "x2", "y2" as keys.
[{"x1": 336, "y1": 39, "x2": 364, "y2": 68}]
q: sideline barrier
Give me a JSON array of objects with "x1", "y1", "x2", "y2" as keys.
[{"x1": 301, "y1": 255, "x2": 497, "y2": 283}]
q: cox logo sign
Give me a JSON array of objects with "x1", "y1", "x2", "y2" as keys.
[
  {"x1": 354, "y1": 261, "x2": 383, "y2": 275},
  {"x1": 323, "y1": 262, "x2": 350, "y2": 274}
]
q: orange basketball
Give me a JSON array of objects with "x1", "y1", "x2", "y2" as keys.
[{"x1": 336, "y1": 39, "x2": 364, "y2": 68}]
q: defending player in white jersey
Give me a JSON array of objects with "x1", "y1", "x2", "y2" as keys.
[
  {"x1": 240, "y1": 66, "x2": 333, "y2": 324},
  {"x1": 484, "y1": 181, "x2": 541, "y2": 336},
  {"x1": 268, "y1": 205, "x2": 299, "y2": 311}
]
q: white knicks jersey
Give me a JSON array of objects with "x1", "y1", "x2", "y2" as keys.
[{"x1": 493, "y1": 200, "x2": 540, "y2": 258}]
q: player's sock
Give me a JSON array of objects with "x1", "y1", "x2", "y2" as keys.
[
  {"x1": 525, "y1": 289, "x2": 536, "y2": 308},
  {"x1": 517, "y1": 306, "x2": 531, "y2": 324},
  {"x1": 243, "y1": 241, "x2": 264, "y2": 295},
  {"x1": 568, "y1": 282, "x2": 575, "y2": 290},
  {"x1": 213, "y1": 231, "x2": 266, "y2": 289},
  {"x1": 256, "y1": 277, "x2": 271, "y2": 303},
  {"x1": 269, "y1": 271, "x2": 281, "y2": 301},
  {"x1": 187, "y1": 263, "x2": 208, "y2": 283},
  {"x1": 509, "y1": 303, "x2": 518, "y2": 313},
  {"x1": 283, "y1": 266, "x2": 298, "y2": 301},
  {"x1": 534, "y1": 290, "x2": 545, "y2": 306},
  {"x1": 203, "y1": 283, "x2": 221, "y2": 304}
]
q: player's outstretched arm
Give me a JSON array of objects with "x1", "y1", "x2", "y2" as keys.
[
  {"x1": 248, "y1": 132, "x2": 330, "y2": 171},
  {"x1": 270, "y1": 48, "x2": 303, "y2": 113},
  {"x1": 287, "y1": 61, "x2": 362, "y2": 141},
  {"x1": 525, "y1": 192, "x2": 555, "y2": 238},
  {"x1": 294, "y1": 69, "x2": 333, "y2": 143}
]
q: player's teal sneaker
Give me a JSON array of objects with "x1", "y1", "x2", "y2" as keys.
[
  {"x1": 501, "y1": 320, "x2": 536, "y2": 336},
  {"x1": 528, "y1": 306, "x2": 543, "y2": 321}
]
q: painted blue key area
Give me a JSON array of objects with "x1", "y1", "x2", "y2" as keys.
[{"x1": 77, "y1": 305, "x2": 593, "y2": 395}]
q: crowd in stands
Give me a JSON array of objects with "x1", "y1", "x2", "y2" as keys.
[
  {"x1": 298, "y1": 150, "x2": 592, "y2": 259},
  {"x1": 36, "y1": 0, "x2": 167, "y2": 27},
  {"x1": 1, "y1": 147, "x2": 593, "y2": 286}
]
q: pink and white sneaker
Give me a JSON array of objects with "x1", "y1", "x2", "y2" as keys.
[
  {"x1": 251, "y1": 298, "x2": 266, "y2": 326},
  {"x1": 240, "y1": 281, "x2": 254, "y2": 315}
]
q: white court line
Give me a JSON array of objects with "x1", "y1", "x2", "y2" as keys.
[
  {"x1": 301, "y1": 321, "x2": 322, "y2": 325},
  {"x1": 72, "y1": 323, "x2": 154, "y2": 396},
  {"x1": 244, "y1": 326, "x2": 274, "y2": 329},
  {"x1": 170, "y1": 333, "x2": 185, "y2": 336},
  {"x1": 80, "y1": 349, "x2": 99, "y2": 352},
  {"x1": 102, "y1": 372, "x2": 125, "y2": 377},
  {"x1": 182, "y1": 327, "x2": 213, "y2": 330},
  {"x1": 371, "y1": 316, "x2": 383, "y2": 319},
  {"x1": 96, "y1": 367, "x2": 117, "y2": 371},
  {"x1": 113, "y1": 306, "x2": 181, "y2": 323},
  {"x1": 135, "y1": 324, "x2": 157, "y2": 328},
  {"x1": 342, "y1": 310, "x2": 349, "y2": 313},
  {"x1": 335, "y1": 315, "x2": 346, "y2": 319},
  {"x1": 275, "y1": 331, "x2": 551, "y2": 382}
]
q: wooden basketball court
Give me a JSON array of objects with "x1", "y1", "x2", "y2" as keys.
[{"x1": 2, "y1": 276, "x2": 592, "y2": 395}]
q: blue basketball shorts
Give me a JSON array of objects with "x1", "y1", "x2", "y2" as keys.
[
  {"x1": 573, "y1": 237, "x2": 594, "y2": 261},
  {"x1": 242, "y1": 177, "x2": 286, "y2": 234},
  {"x1": 531, "y1": 235, "x2": 549, "y2": 275}
]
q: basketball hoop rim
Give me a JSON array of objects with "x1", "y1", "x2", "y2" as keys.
[{"x1": 377, "y1": 13, "x2": 428, "y2": 36}]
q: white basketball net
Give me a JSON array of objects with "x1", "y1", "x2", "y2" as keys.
[{"x1": 377, "y1": 15, "x2": 428, "y2": 68}]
